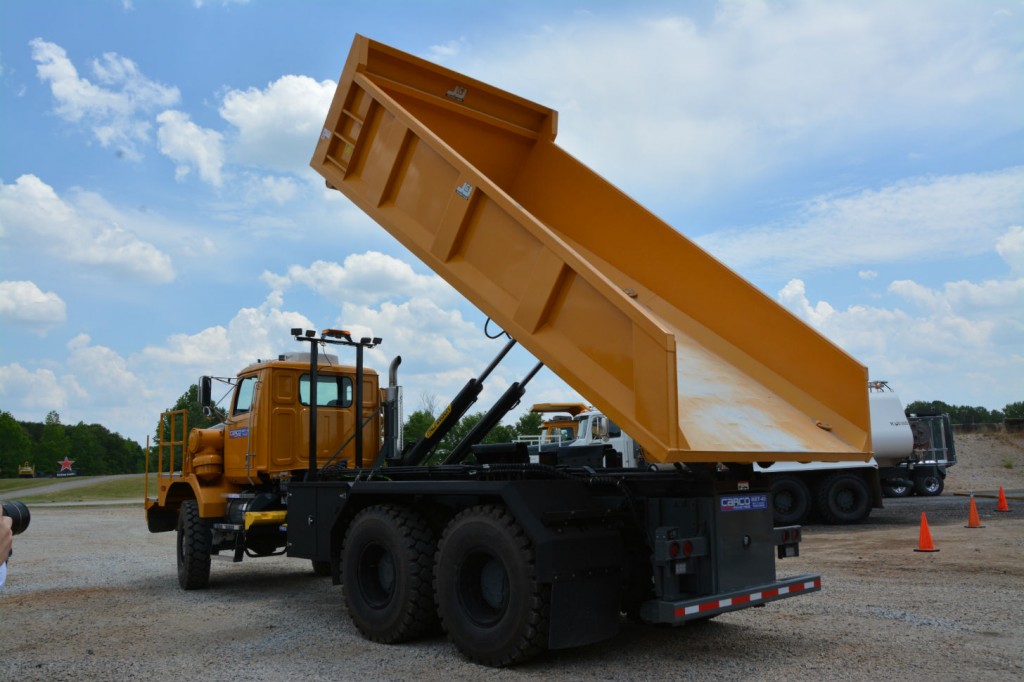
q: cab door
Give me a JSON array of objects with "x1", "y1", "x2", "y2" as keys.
[{"x1": 223, "y1": 373, "x2": 259, "y2": 481}]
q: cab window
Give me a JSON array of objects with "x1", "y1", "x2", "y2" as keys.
[
  {"x1": 299, "y1": 375, "x2": 353, "y2": 407},
  {"x1": 234, "y1": 376, "x2": 257, "y2": 415}
]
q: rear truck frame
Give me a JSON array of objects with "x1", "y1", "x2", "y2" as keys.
[
  {"x1": 141, "y1": 34, "x2": 880, "y2": 666},
  {"x1": 286, "y1": 332, "x2": 820, "y2": 665}
]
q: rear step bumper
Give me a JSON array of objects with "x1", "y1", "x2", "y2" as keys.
[{"x1": 641, "y1": 574, "x2": 822, "y2": 624}]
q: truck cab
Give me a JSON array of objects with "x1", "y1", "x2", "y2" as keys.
[
  {"x1": 145, "y1": 349, "x2": 379, "y2": 542},
  {"x1": 569, "y1": 409, "x2": 644, "y2": 468}
]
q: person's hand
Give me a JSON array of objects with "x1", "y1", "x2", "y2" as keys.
[{"x1": 1, "y1": 503, "x2": 13, "y2": 560}]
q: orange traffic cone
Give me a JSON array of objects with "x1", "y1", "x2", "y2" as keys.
[
  {"x1": 914, "y1": 512, "x2": 939, "y2": 552},
  {"x1": 965, "y1": 495, "x2": 984, "y2": 528},
  {"x1": 995, "y1": 486, "x2": 1011, "y2": 513}
]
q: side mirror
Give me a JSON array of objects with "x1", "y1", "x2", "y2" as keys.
[{"x1": 199, "y1": 376, "x2": 212, "y2": 408}]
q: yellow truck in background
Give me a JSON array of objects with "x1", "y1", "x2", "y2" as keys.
[
  {"x1": 517, "y1": 402, "x2": 588, "y2": 446},
  {"x1": 146, "y1": 35, "x2": 874, "y2": 666}
]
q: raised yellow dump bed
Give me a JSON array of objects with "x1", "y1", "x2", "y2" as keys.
[{"x1": 311, "y1": 35, "x2": 871, "y2": 465}]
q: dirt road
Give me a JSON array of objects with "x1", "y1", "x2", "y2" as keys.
[{"x1": 3, "y1": 434, "x2": 1022, "y2": 680}]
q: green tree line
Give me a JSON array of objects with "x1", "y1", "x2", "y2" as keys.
[
  {"x1": 904, "y1": 400, "x2": 1024, "y2": 424},
  {"x1": 0, "y1": 410, "x2": 146, "y2": 478}
]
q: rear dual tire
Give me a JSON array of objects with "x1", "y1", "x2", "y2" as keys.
[
  {"x1": 816, "y1": 472, "x2": 871, "y2": 524},
  {"x1": 914, "y1": 473, "x2": 944, "y2": 497},
  {"x1": 342, "y1": 505, "x2": 437, "y2": 643},
  {"x1": 435, "y1": 505, "x2": 549, "y2": 667},
  {"x1": 341, "y1": 503, "x2": 551, "y2": 666},
  {"x1": 882, "y1": 483, "x2": 911, "y2": 498},
  {"x1": 770, "y1": 475, "x2": 812, "y2": 526}
]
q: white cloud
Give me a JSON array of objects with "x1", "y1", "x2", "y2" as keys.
[
  {"x1": 156, "y1": 110, "x2": 225, "y2": 186},
  {"x1": 0, "y1": 174, "x2": 175, "y2": 283},
  {"x1": 426, "y1": 39, "x2": 467, "y2": 63},
  {"x1": 340, "y1": 297, "x2": 484, "y2": 371},
  {"x1": 997, "y1": 226, "x2": 1024, "y2": 274},
  {"x1": 30, "y1": 38, "x2": 179, "y2": 159},
  {"x1": 219, "y1": 75, "x2": 335, "y2": 172},
  {"x1": 258, "y1": 251, "x2": 516, "y2": 408},
  {"x1": 455, "y1": 2, "x2": 1024, "y2": 202},
  {"x1": 67, "y1": 333, "x2": 148, "y2": 397},
  {"x1": 778, "y1": 262, "x2": 1024, "y2": 408},
  {"x1": 244, "y1": 174, "x2": 299, "y2": 204},
  {"x1": 0, "y1": 363, "x2": 84, "y2": 412},
  {"x1": 890, "y1": 276, "x2": 1024, "y2": 319},
  {"x1": 0, "y1": 281, "x2": 67, "y2": 333},
  {"x1": 778, "y1": 279, "x2": 836, "y2": 330},
  {"x1": 140, "y1": 294, "x2": 313, "y2": 374},
  {"x1": 697, "y1": 168, "x2": 1024, "y2": 274},
  {"x1": 264, "y1": 252, "x2": 459, "y2": 307},
  {"x1": 858, "y1": 270, "x2": 878, "y2": 281}
]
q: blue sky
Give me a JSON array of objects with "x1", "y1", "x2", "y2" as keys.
[{"x1": 1, "y1": 0, "x2": 1021, "y2": 446}]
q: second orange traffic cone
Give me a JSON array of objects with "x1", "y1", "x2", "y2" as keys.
[
  {"x1": 995, "y1": 486, "x2": 1011, "y2": 512},
  {"x1": 965, "y1": 495, "x2": 984, "y2": 528},
  {"x1": 914, "y1": 512, "x2": 939, "y2": 552}
]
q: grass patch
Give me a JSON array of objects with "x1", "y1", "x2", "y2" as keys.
[
  {"x1": 0, "y1": 478, "x2": 57, "y2": 494},
  {"x1": 16, "y1": 476, "x2": 157, "y2": 504},
  {"x1": 1002, "y1": 458, "x2": 1015, "y2": 470}
]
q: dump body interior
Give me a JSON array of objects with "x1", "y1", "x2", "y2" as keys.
[{"x1": 311, "y1": 35, "x2": 872, "y2": 464}]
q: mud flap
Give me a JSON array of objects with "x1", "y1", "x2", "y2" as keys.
[{"x1": 548, "y1": 572, "x2": 621, "y2": 650}]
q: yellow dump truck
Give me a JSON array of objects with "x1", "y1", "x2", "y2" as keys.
[
  {"x1": 518, "y1": 402, "x2": 588, "y2": 446},
  {"x1": 146, "y1": 35, "x2": 873, "y2": 666}
]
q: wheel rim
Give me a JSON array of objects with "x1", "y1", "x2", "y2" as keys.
[
  {"x1": 922, "y1": 477, "x2": 940, "y2": 494},
  {"x1": 835, "y1": 487, "x2": 858, "y2": 512},
  {"x1": 776, "y1": 489, "x2": 796, "y2": 513},
  {"x1": 458, "y1": 550, "x2": 509, "y2": 626},
  {"x1": 357, "y1": 543, "x2": 395, "y2": 608}
]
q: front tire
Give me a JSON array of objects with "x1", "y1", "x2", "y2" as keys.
[
  {"x1": 177, "y1": 500, "x2": 212, "y2": 590},
  {"x1": 435, "y1": 505, "x2": 549, "y2": 667},
  {"x1": 342, "y1": 505, "x2": 437, "y2": 643},
  {"x1": 815, "y1": 472, "x2": 871, "y2": 524},
  {"x1": 771, "y1": 475, "x2": 812, "y2": 525}
]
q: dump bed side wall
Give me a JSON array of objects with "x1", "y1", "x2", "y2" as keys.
[
  {"x1": 311, "y1": 35, "x2": 871, "y2": 463},
  {"x1": 514, "y1": 142, "x2": 870, "y2": 454}
]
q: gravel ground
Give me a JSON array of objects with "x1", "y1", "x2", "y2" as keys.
[{"x1": 4, "y1": 433, "x2": 1022, "y2": 680}]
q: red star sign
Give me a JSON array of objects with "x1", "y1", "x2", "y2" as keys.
[{"x1": 58, "y1": 456, "x2": 75, "y2": 472}]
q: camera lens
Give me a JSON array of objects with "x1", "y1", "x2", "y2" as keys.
[{"x1": 1, "y1": 500, "x2": 30, "y2": 535}]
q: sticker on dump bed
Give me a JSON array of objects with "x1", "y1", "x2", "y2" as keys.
[
  {"x1": 720, "y1": 493, "x2": 769, "y2": 512},
  {"x1": 455, "y1": 182, "x2": 473, "y2": 199},
  {"x1": 446, "y1": 85, "x2": 468, "y2": 102}
]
